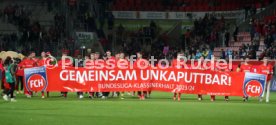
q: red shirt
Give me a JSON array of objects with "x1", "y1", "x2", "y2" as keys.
[
  {"x1": 106, "y1": 57, "x2": 116, "y2": 69},
  {"x1": 217, "y1": 63, "x2": 232, "y2": 72},
  {"x1": 0, "y1": 63, "x2": 4, "y2": 71},
  {"x1": 171, "y1": 59, "x2": 187, "y2": 69},
  {"x1": 134, "y1": 59, "x2": 149, "y2": 69},
  {"x1": 240, "y1": 64, "x2": 252, "y2": 72},
  {"x1": 37, "y1": 58, "x2": 47, "y2": 66},
  {"x1": 257, "y1": 64, "x2": 272, "y2": 74},
  {"x1": 58, "y1": 59, "x2": 73, "y2": 68},
  {"x1": 190, "y1": 61, "x2": 204, "y2": 70},
  {"x1": 94, "y1": 59, "x2": 105, "y2": 69},
  {"x1": 16, "y1": 58, "x2": 36, "y2": 76},
  {"x1": 205, "y1": 62, "x2": 217, "y2": 71},
  {"x1": 84, "y1": 59, "x2": 94, "y2": 69},
  {"x1": 108, "y1": 56, "x2": 115, "y2": 59},
  {"x1": 117, "y1": 59, "x2": 129, "y2": 69}
]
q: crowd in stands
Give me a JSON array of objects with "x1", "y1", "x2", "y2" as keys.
[
  {"x1": 0, "y1": 3, "x2": 70, "y2": 56},
  {"x1": 249, "y1": 9, "x2": 276, "y2": 59},
  {"x1": 112, "y1": 11, "x2": 276, "y2": 62}
]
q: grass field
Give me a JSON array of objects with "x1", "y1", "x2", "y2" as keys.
[{"x1": 0, "y1": 92, "x2": 276, "y2": 125}]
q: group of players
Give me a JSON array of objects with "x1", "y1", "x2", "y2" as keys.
[{"x1": 0, "y1": 50, "x2": 274, "y2": 102}]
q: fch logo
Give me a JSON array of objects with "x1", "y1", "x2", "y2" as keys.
[
  {"x1": 244, "y1": 80, "x2": 263, "y2": 97},
  {"x1": 243, "y1": 72, "x2": 266, "y2": 97},
  {"x1": 24, "y1": 66, "x2": 48, "y2": 92},
  {"x1": 26, "y1": 74, "x2": 47, "y2": 91}
]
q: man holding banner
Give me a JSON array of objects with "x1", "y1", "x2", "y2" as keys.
[
  {"x1": 37, "y1": 51, "x2": 48, "y2": 98},
  {"x1": 240, "y1": 57, "x2": 252, "y2": 101},
  {"x1": 257, "y1": 57, "x2": 274, "y2": 102},
  {"x1": 134, "y1": 51, "x2": 149, "y2": 100},
  {"x1": 17, "y1": 51, "x2": 37, "y2": 98},
  {"x1": 171, "y1": 52, "x2": 187, "y2": 101},
  {"x1": 58, "y1": 51, "x2": 73, "y2": 98}
]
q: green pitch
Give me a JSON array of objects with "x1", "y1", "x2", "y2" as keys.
[{"x1": 0, "y1": 92, "x2": 276, "y2": 125}]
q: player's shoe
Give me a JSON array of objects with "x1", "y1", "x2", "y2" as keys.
[
  {"x1": 259, "y1": 97, "x2": 263, "y2": 102},
  {"x1": 114, "y1": 93, "x2": 118, "y2": 97},
  {"x1": 79, "y1": 95, "x2": 84, "y2": 99},
  {"x1": 26, "y1": 94, "x2": 32, "y2": 98},
  {"x1": 198, "y1": 97, "x2": 202, "y2": 101},
  {"x1": 211, "y1": 97, "x2": 215, "y2": 102},
  {"x1": 3, "y1": 95, "x2": 9, "y2": 101},
  {"x1": 243, "y1": 97, "x2": 248, "y2": 102},
  {"x1": 141, "y1": 95, "x2": 145, "y2": 100},
  {"x1": 10, "y1": 98, "x2": 17, "y2": 102}
]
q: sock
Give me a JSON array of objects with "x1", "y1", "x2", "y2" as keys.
[
  {"x1": 198, "y1": 94, "x2": 202, "y2": 98},
  {"x1": 174, "y1": 93, "x2": 177, "y2": 98}
]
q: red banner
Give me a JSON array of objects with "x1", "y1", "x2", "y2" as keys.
[{"x1": 24, "y1": 67, "x2": 267, "y2": 97}]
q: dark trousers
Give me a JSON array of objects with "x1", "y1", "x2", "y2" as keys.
[
  {"x1": 138, "y1": 91, "x2": 147, "y2": 96},
  {"x1": 77, "y1": 92, "x2": 83, "y2": 96},
  {"x1": 5, "y1": 83, "x2": 15, "y2": 98},
  {"x1": 103, "y1": 92, "x2": 109, "y2": 97},
  {"x1": 16, "y1": 76, "x2": 24, "y2": 91}
]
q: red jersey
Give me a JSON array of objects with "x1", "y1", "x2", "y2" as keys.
[
  {"x1": 134, "y1": 59, "x2": 149, "y2": 69},
  {"x1": 257, "y1": 64, "x2": 272, "y2": 74},
  {"x1": 107, "y1": 56, "x2": 115, "y2": 60},
  {"x1": 84, "y1": 59, "x2": 95, "y2": 69},
  {"x1": 94, "y1": 59, "x2": 105, "y2": 69},
  {"x1": 37, "y1": 58, "x2": 48, "y2": 66},
  {"x1": 205, "y1": 62, "x2": 217, "y2": 71},
  {"x1": 58, "y1": 59, "x2": 73, "y2": 68},
  {"x1": 171, "y1": 59, "x2": 188, "y2": 69},
  {"x1": 106, "y1": 57, "x2": 117, "y2": 69},
  {"x1": 16, "y1": 58, "x2": 36, "y2": 76},
  {"x1": 117, "y1": 59, "x2": 129, "y2": 69},
  {"x1": 240, "y1": 64, "x2": 252, "y2": 72},
  {"x1": 0, "y1": 63, "x2": 4, "y2": 71},
  {"x1": 191, "y1": 61, "x2": 205, "y2": 70},
  {"x1": 217, "y1": 63, "x2": 232, "y2": 72},
  {"x1": 257, "y1": 64, "x2": 273, "y2": 81}
]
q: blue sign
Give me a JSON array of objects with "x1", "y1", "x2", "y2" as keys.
[
  {"x1": 24, "y1": 66, "x2": 48, "y2": 92},
  {"x1": 243, "y1": 72, "x2": 266, "y2": 97}
]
